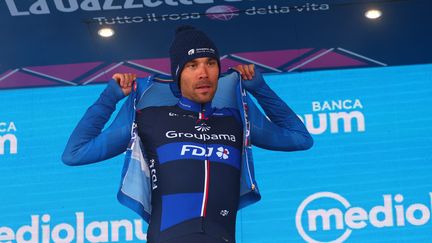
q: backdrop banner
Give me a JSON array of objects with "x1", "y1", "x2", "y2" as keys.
[
  {"x1": 2, "y1": 0, "x2": 432, "y2": 89},
  {"x1": 1, "y1": 64, "x2": 431, "y2": 242}
]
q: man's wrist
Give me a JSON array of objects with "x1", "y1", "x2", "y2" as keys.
[
  {"x1": 105, "y1": 79, "x2": 127, "y2": 102},
  {"x1": 242, "y1": 70, "x2": 267, "y2": 94}
]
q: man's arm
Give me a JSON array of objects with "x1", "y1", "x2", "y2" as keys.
[
  {"x1": 235, "y1": 65, "x2": 313, "y2": 151},
  {"x1": 61, "y1": 74, "x2": 136, "y2": 165}
]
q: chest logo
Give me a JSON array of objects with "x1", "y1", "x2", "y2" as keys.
[
  {"x1": 220, "y1": 210, "x2": 230, "y2": 217},
  {"x1": 194, "y1": 123, "x2": 211, "y2": 132},
  {"x1": 180, "y1": 145, "x2": 231, "y2": 160},
  {"x1": 216, "y1": 147, "x2": 229, "y2": 160},
  {"x1": 181, "y1": 145, "x2": 214, "y2": 157}
]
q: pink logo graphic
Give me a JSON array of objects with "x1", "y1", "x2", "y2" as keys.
[{"x1": 206, "y1": 5, "x2": 239, "y2": 21}]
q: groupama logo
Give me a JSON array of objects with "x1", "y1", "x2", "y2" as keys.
[{"x1": 296, "y1": 192, "x2": 432, "y2": 243}]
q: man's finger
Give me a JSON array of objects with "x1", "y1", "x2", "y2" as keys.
[
  {"x1": 237, "y1": 65, "x2": 247, "y2": 79},
  {"x1": 120, "y1": 75, "x2": 126, "y2": 87},
  {"x1": 116, "y1": 74, "x2": 126, "y2": 87},
  {"x1": 112, "y1": 73, "x2": 121, "y2": 82},
  {"x1": 127, "y1": 73, "x2": 132, "y2": 87},
  {"x1": 244, "y1": 65, "x2": 252, "y2": 80},
  {"x1": 248, "y1": 64, "x2": 255, "y2": 78},
  {"x1": 235, "y1": 65, "x2": 244, "y2": 75},
  {"x1": 125, "y1": 73, "x2": 131, "y2": 86}
]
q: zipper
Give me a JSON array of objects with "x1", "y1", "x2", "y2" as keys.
[
  {"x1": 199, "y1": 107, "x2": 210, "y2": 217},
  {"x1": 201, "y1": 159, "x2": 210, "y2": 217}
]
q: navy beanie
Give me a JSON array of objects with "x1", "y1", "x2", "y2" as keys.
[{"x1": 169, "y1": 25, "x2": 220, "y2": 88}]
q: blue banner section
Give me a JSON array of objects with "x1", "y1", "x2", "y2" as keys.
[
  {"x1": 0, "y1": 64, "x2": 431, "y2": 242},
  {"x1": 157, "y1": 142, "x2": 241, "y2": 169},
  {"x1": 241, "y1": 64, "x2": 432, "y2": 243}
]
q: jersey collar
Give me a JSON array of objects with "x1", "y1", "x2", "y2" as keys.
[{"x1": 177, "y1": 96, "x2": 214, "y2": 117}]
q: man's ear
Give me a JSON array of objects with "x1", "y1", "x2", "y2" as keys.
[{"x1": 170, "y1": 81, "x2": 182, "y2": 98}]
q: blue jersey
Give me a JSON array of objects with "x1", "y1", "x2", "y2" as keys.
[
  {"x1": 62, "y1": 70, "x2": 313, "y2": 242},
  {"x1": 137, "y1": 97, "x2": 242, "y2": 242}
]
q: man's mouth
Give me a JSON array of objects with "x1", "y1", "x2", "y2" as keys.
[{"x1": 195, "y1": 84, "x2": 212, "y2": 91}]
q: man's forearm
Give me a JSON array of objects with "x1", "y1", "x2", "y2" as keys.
[
  {"x1": 244, "y1": 71, "x2": 313, "y2": 151},
  {"x1": 62, "y1": 80, "x2": 131, "y2": 165}
]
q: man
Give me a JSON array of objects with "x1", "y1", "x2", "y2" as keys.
[{"x1": 62, "y1": 26, "x2": 313, "y2": 243}]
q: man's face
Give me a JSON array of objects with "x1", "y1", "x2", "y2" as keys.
[{"x1": 180, "y1": 57, "x2": 219, "y2": 104}]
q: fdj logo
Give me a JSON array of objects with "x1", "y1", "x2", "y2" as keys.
[
  {"x1": 296, "y1": 192, "x2": 432, "y2": 243},
  {"x1": 0, "y1": 121, "x2": 17, "y2": 155},
  {"x1": 181, "y1": 145, "x2": 213, "y2": 157},
  {"x1": 180, "y1": 145, "x2": 230, "y2": 159}
]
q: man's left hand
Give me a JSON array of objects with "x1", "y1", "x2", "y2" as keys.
[
  {"x1": 234, "y1": 64, "x2": 267, "y2": 92},
  {"x1": 233, "y1": 64, "x2": 255, "y2": 80}
]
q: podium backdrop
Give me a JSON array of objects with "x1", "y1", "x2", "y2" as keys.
[{"x1": 1, "y1": 63, "x2": 431, "y2": 242}]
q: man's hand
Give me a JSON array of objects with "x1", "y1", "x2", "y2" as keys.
[
  {"x1": 112, "y1": 73, "x2": 136, "y2": 96},
  {"x1": 233, "y1": 64, "x2": 255, "y2": 80},
  {"x1": 234, "y1": 64, "x2": 267, "y2": 92}
]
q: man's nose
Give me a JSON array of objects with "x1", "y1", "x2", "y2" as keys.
[{"x1": 197, "y1": 64, "x2": 209, "y2": 79}]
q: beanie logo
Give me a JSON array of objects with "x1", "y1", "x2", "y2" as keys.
[
  {"x1": 187, "y1": 48, "x2": 216, "y2": 56},
  {"x1": 196, "y1": 48, "x2": 215, "y2": 54}
]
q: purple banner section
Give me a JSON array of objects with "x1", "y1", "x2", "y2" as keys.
[
  {"x1": 233, "y1": 49, "x2": 312, "y2": 70},
  {"x1": 0, "y1": 47, "x2": 385, "y2": 90},
  {"x1": 2, "y1": 0, "x2": 431, "y2": 83},
  {"x1": 80, "y1": 63, "x2": 152, "y2": 85},
  {"x1": 285, "y1": 48, "x2": 370, "y2": 72},
  {"x1": 26, "y1": 62, "x2": 103, "y2": 82},
  {"x1": 128, "y1": 58, "x2": 172, "y2": 75}
]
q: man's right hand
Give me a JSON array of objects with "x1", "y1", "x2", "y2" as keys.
[{"x1": 112, "y1": 73, "x2": 136, "y2": 96}]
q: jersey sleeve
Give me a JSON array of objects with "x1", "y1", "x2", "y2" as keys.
[
  {"x1": 244, "y1": 69, "x2": 313, "y2": 151},
  {"x1": 61, "y1": 79, "x2": 134, "y2": 165}
]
